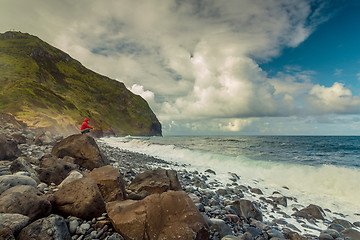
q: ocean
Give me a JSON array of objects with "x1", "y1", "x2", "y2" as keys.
[{"x1": 100, "y1": 135, "x2": 360, "y2": 223}]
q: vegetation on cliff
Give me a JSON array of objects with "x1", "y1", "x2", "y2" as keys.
[{"x1": 0, "y1": 31, "x2": 161, "y2": 136}]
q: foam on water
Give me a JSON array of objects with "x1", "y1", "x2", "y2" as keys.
[{"x1": 100, "y1": 137, "x2": 360, "y2": 224}]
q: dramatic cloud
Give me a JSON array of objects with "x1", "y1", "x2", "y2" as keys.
[{"x1": 1, "y1": 0, "x2": 359, "y2": 134}]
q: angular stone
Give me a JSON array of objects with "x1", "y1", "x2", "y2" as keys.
[
  {"x1": 0, "y1": 227, "x2": 15, "y2": 240},
  {"x1": 54, "y1": 177, "x2": 105, "y2": 219},
  {"x1": 209, "y1": 218, "x2": 232, "y2": 238},
  {"x1": 58, "y1": 170, "x2": 83, "y2": 188},
  {"x1": 0, "y1": 134, "x2": 21, "y2": 161},
  {"x1": 128, "y1": 168, "x2": 182, "y2": 195},
  {"x1": 341, "y1": 228, "x2": 360, "y2": 240},
  {"x1": 86, "y1": 165, "x2": 126, "y2": 202},
  {"x1": 300, "y1": 204, "x2": 325, "y2": 220},
  {"x1": 17, "y1": 214, "x2": 71, "y2": 240},
  {"x1": 107, "y1": 190, "x2": 209, "y2": 240},
  {"x1": 0, "y1": 185, "x2": 51, "y2": 221},
  {"x1": 51, "y1": 134, "x2": 109, "y2": 170},
  {"x1": 37, "y1": 154, "x2": 77, "y2": 185},
  {"x1": 0, "y1": 213, "x2": 30, "y2": 235},
  {"x1": 0, "y1": 175, "x2": 37, "y2": 195},
  {"x1": 232, "y1": 199, "x2": 263, "y2": 221}
]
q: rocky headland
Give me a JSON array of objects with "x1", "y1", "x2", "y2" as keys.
[{"x1": 0, "y1": 113, "x2": 360, "y2": 240}]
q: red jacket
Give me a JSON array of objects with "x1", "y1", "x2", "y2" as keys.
[{"x1": 80, "y1": 118, "x2": 93, "y2": 130}]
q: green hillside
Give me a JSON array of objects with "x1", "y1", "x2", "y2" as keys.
[{"x1": 0, "y1": 31, "x2": 162, "y2": 136}]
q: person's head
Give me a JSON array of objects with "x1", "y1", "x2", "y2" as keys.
[{"x1": 84, "y1": 118, "x2": 89, "y2": 122}]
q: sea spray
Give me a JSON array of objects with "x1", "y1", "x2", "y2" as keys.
[{"x1": 100, "y1": 136, "x2": 360, "y2": 223}]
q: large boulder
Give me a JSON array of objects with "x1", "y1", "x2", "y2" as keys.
[
  {"x1": 54, "y1": 177, "x2": 106, "y2": 219},
  {"x1": 51, "y1": 134, "x2": 108, "y2": 170},
  {"x1": 37, "y1": 154, "x2": 77, "y2": 185},
  {"x1": 0, "y1": 213, "x2": 30, "y2": 235},
  {"x1": 128, "y1": 168, "x2": 182, "y2": 195},
  {"x1": 232, "y1": 199, "x2": 263, "y2": 222},
  {"x1": 86, "y1": 165, "x2": 127, "y2": 202},
  {"x1": 0, "y1": 134, "x2": 21, "y2": 161},
  {"x1": 107, "y1": 190, "x2": 209, "y2": 240},
  {"x1": 0, "y1": 185, "x2": 51, "y2": 221},
  {"x1": 0, "y1": 175, "x2": 37, "y2": 195},
  {"x1": 17, "y1": 214, "x2": 71, "y2": 240}
]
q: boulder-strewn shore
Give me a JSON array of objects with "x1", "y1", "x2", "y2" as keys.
[{"x1": 0, "y1": 114, "x2": 359, "y2": 240}]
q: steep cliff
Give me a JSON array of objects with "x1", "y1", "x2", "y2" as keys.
[{"x1": 0, "y1": 31, "x2": 161, "y2": 136}]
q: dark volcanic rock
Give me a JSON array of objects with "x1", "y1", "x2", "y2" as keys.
[
  {"x1": 107, "y1": 190, "x2": 209, "y2": 240},
  {"x1": 86, "y1": 165, "x2": 127, "y2": 202},
  {"x1": 17, "y1": 214, "x2": 71, "y2": 240},
  {"x1": 232, "y1": 199, "x2": 263, "y2": 222},
  {"x1": 0, "y1": 185, "x2": 51, "y2": 221},
  {"x1": 54, "y1": 177, "x2": 106, "y2": 219},
  {"x1": 0, "y1": 134, "x2": 21, "y2": 161},
  {"x1": 51, "y1": 134, "x2": 109, "y2": 170},
  {"x1": 128, "y1": 168, "x2": 182, "y2": 195}
]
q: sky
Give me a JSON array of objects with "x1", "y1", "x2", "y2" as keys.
[{"x1": 1, "y1": 0, "x2": 360, "y2": 135}]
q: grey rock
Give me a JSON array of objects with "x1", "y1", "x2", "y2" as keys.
[
  {"x1": 58, "y1": 170, "x2": 83, "y2": 188},
  {"x1": 267, "y1": 229, "x2": 284, "y2": 238},
  {"x1": 341, "y1": 229, "x2": 360, "y2": 240},
  {"x1": 69, "y1": 219, "x2": 80, "y2": 235},
  {"x1": 210, "y1": 218, "x2": 233, "y2": 238},
  {"x1": 328, "y1": 223, "x2": 345, "y2": 233},
  {"x1": 332, "y1": 219, "x2": 354, "y2": 229},
  {"x1": 17, "y1": 214, "x2": 71, "y2": 240},
  {"x1": 221, "y1": 235, "x2": 242, "y2": 240},
  {"x1": 0, "y1": 175, "x2": 37, "y2": 195},
  {"x1": 232, "y1": 199, "x2": 263, "y2": 221},
  {"x1": 319, "y1": 233, "x2": 334, "y2": 240},
  {"x1": 244, "y1": 226, "x2": 261, "y2": 238},
  {"x1": 0, "y1": 185, "x2": 52, "y2": 221},
  {"x1": 76, "y1": 222, "x2": 91, "y2": 235},
  {"x1": 250, "y1": 188, "x2": 263, "y2": 195},
  {"x1": 322, "y1": 229, "x2": 341, "y2": 239},
  {"x1": 0, "y1": 227, "x2": 15, "y2": 240},
  {"x1": 0, "y1": 213, "x2": 31, "y2": 235}
]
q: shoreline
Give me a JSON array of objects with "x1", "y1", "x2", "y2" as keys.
[{"x1": 97, "y1": 139, "x2": 360, "y2": 239}]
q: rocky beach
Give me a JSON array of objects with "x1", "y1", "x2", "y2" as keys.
[{"x1": 0, "y1": 113, "x2": 360, "y2": 240}]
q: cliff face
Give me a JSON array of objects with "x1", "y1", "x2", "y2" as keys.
[{"x1": 0, "y1": 31, "x2": 162, "y2": 136}]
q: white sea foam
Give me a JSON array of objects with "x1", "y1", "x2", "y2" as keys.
[{"x1": 100, "y1": 136, "x2": 360, "y2": 226}]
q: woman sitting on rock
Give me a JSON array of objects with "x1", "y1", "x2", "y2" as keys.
[{"x1": 80, "y1": 118, "x2": 93, "y2": 134}]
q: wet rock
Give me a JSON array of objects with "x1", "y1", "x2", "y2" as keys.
[
  {"x1": 17, "y1": 214, "x2": 71, "y2": 240},
  {"x1": 328, "y1": 222, "x2": 345, "y2": 232},
  {"x1": 320, "y1": 229, "x2": 341, "y2": 239},
  {"x1": 244, "y1": 226, "x2": 261, "y2": 238},
  {"x1": 284, "y1": 231, "x2": 308, "y2": 240},
  {"x1": 51, "y1": 134, "x2": 109, "y2": 170},
  {"x1": 86, "y1": 165, "x2": 127, "y2": 202},
  {"x1": 54, "y1": 177, "x2": 105, "y2": 219},
  {"x1": 232, "y1": 199, "x2": 263, "y2": 221},
  {"x1": 340, "y1": 228, "x2": 360, "y2": 239},
  {"x1": 0, "y1": 213, "x2": 30, "y2": 235},
  {"x1": 250, "y1": 188, "x2": 263, "y2": 195},
  {"x1": 0, "y1": 174, "x2": 37, "y2": 194},
  {"x1": 205, "y1": 169, "x2": 216, "y2": 175},
  {"x1": 128, "y1": 168, "x2": 182, "y2": 195},
  {"x1": 332, "y1": 218, "x2": 354, "y2": 229},
  {"x1": 0, "y1": 185, "x2": 51, "y2": 221},
  {"x1": 107, "y1": 190, "x2": 209, "y2": 240},
  {"x1": 302, "y1": 204, "x2": 325, "y2": 220}
]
